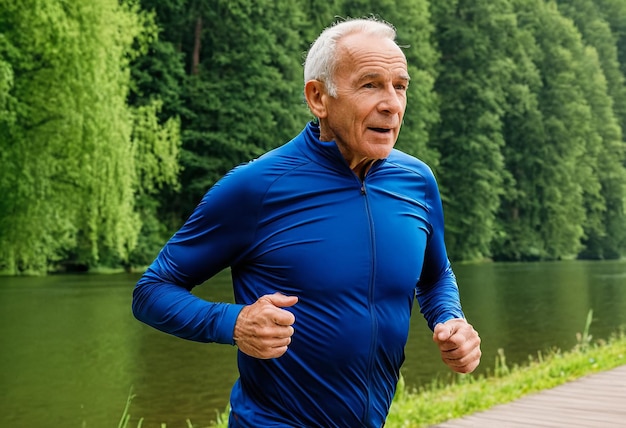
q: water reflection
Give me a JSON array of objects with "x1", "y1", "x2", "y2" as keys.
[{"x1": 0, "y1": 261, "x2": 625, "y2": 426}]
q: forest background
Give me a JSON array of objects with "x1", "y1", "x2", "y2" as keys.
[{"x1": 1, "y1": 0, "x2": 626, "y2": 275}]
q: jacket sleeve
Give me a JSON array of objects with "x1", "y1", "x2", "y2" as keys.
[
  {"x1": 415, "y1": 168, "x2": 465, "y2": 330},
  {"x1": 131, "y1": 166, "x2": 257, "y2": 344}
]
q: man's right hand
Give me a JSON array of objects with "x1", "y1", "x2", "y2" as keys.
[{"x1": 233, "y1": 293, "x2": 298, "y2": 359}]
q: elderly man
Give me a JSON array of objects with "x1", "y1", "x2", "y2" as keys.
[{"x1": 133, "y1": 18, "x2": 481, "y2": 428}]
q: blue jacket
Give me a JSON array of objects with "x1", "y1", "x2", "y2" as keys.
[{"x1": 132, "y1": 122, "x2": 464, "y2": 427}]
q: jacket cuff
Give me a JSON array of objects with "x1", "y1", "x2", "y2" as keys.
[
  {"x1": 434, "y1": 310, "x2": 465, "y2": 328},
  {"x1": 215, "y1": 303, "x2": 246, "y2": 345}
]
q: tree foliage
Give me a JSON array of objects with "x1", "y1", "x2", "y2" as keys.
[
  {"x1": 2, "y1": 0, "x2": 626, "y2": 274},
  {"x1": 556, "y1": 0, "x2": 626, "y2": 258},
  {"x1": 134, "y1": 0, "x2": 311, "y2": 219},
  {"x1": 0, "y1": 0, "x2": 179, "y2": 274},
  {"x1": 430, "y1": 0, "x2": 517, "y2": 260}
]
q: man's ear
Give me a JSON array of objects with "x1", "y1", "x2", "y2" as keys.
[{"x1": 304, "y1": 80, "x2": 328, "y2": 119}]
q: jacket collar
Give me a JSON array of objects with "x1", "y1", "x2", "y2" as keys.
[{"x1": 297, "y1": 121, "x2": 386, "y2": 177}]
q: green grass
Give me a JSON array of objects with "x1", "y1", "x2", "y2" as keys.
[
  {"x1": 386, "y1": 315, "x2": 626, "y2": 427},
  {"x1": 123, "y1": 313, "x2": 626, "y2": 428}
]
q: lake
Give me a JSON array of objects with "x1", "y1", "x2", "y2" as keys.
[{"x1": 1, "y1": 260, "x2": 625, "y2": 427}]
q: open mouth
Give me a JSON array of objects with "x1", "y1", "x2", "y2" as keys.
[{"x1": 369, "y1": 127, "x2": 392, "y2": 133}]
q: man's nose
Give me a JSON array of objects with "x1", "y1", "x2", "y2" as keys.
[{"x1": 378, "y1": 86, "x2": 404, "y2": 114}]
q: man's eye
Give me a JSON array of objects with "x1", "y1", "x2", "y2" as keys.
[
  {"x1": 363, "y1": 82, "x2": 376, "y2": 88},
  {"x1": 395, "y1": 84, "x2": 408, "y2": 91}
]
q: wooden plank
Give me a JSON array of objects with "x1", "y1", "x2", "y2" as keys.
[
  {"x1": 432, "y1": 365, "x2": 626, "y2": 428},
  {"x1": 509, "y1": 402, "x2": 626, "y2": 423}
]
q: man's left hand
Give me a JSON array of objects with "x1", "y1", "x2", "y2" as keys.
[{"x1": 433, "y1": 318, "x2": 481, "y2": 373}]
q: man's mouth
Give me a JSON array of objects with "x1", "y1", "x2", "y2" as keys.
[{"x1": 369, "y1": 127, "x2": 392, "y2": 133}]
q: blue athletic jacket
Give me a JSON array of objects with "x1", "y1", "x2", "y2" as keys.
[{"x1": 132, "y1": 121, "x2": 464, "y2": 427}]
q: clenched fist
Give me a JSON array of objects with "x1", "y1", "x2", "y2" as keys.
[
  {"x1": 234, "y1": 293, "x2": 298, "y2": 359},
  {"x1": 433, "y1": 318, "x2": 481, "y2": 373}
]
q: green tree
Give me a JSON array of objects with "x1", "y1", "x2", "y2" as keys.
[
  {"x1": 0, "y1": 0, "x2": 178, "y2": 274},
  {"x1": 138, "y1": 0, "x2": 311, "y2": 220},
  {"x1": 491, "y1": 2, "x2": 547, "y2": 261},
  {"x1": 128, "y1": 99, "x2": 182, "y2": 267},
  {"x1": 127, "y1": 2, "x2": 187, "y2": 264},
  {"x1": 430, "y1": 0, "x2": 521, "y2": 261},
  {"x1": 556, "y1": 0, "x2": 626, "y2": 258},
  {"x1": 504, "y1": 0, "x2": 604, "y2": 260},
  {"x1": 593, "y1": 0, "x2": 626, "y2": 89},
  {"x1": 562, "y1": 0, "x2": 626, "y2": 134},
  {"x1": 297, "y1": 0, "x2": 345, "y2": 45}
]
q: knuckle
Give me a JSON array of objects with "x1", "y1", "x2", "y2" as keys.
[{"x1": 258, "y1": 325, "x2": 274, "y2": 338}]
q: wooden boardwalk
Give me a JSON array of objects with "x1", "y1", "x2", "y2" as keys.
[{"x1": 432, "y1": 365, "x2": 626, "y2": 427}]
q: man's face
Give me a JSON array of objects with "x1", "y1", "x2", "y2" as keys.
[{"x1": 318, "y1": 33, "x2": 409, "y2": 169}]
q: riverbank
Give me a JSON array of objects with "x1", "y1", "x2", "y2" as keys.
[
  {"x1": 121, "y1": 323, "x2": 626, "y2": 428},
  {"x1": 384, "y1": 326, "x2": 626, "y2": 427}
]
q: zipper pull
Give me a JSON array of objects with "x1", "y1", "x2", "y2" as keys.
[{"x1": 360, "y1": 183, "x2": 366, "y2": 195}]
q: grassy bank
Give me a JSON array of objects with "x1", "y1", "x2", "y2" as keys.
[
  {"x1": 386, "y1": 328, "x2": 626, "y2": 427},
  {"x1": 122, "y1": 320, "x2": 626, "y2": 427}
]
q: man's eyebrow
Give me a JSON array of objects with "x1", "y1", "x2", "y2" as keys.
[
  {"x1": 357, "y1": 72, "x2": 411, "y2": 82},
  {"x1": 357, "y1": 72, "x2": 382, "y2": 82},
  {"x1": 399, "y1": 73, "x2": 411, "y2": 82}
]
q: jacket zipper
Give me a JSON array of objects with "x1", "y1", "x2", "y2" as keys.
[{"x1": 360, "y1": 179, "x2": 378, "y2": 424}]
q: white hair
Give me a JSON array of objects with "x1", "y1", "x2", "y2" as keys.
[{"x1": 304, "y1": 18, "x2": 397, "y2": 97}]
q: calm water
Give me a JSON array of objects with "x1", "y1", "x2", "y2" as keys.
[{"x1": 1, "y1": 260, "x2": 625, "y2": 427}]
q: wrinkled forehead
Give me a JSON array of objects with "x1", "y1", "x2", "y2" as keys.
[{"x1": 335, "y1": 33, "x2": 409, "y2": 78}]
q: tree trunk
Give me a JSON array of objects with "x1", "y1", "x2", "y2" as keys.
[{"x1": 192, "y1": 16, "x2": 202, "y2": 75}]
